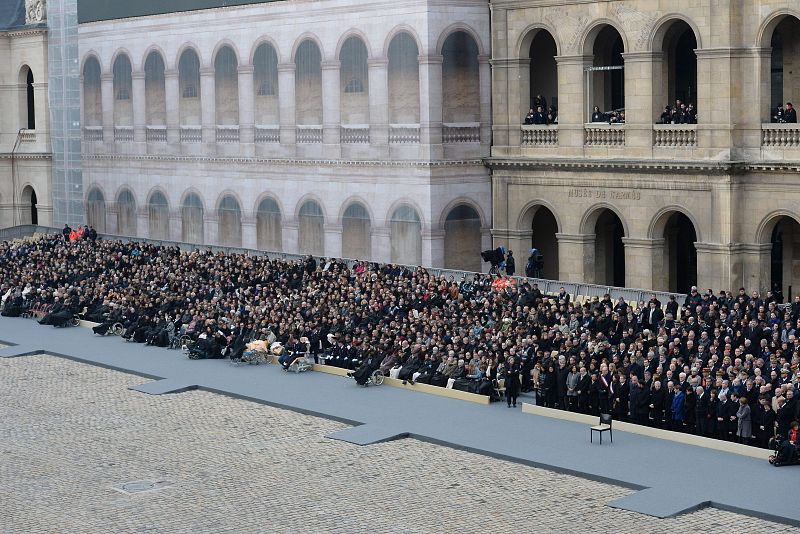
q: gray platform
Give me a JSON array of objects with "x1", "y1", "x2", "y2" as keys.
[{"x1": 1, "y1": 317, "x2": 798, "y2": 526}]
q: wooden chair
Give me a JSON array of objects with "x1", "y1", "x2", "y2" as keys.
[
  {"x1": 590, "y1": 413, "x2": 613, "y2": 444},
  {"x1": 493, "y1": 378, "x2": 506, "y2": 401}
]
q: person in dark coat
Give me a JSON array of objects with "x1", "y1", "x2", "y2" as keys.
[
  {"x1": 707, "y1": 390, "x2": 719, "y2": 438},
  {"x1": 755, "y1": 397, "x2": 776, "y2": 449},
  {"x1": 613, "y1": 373, "x2": 629, "y2": 421},
  {"x1": 543, "y1": 364, "x2": 557, "y2": 408},
  {"x1": 649, "y1": 380, "x2": 666, "y2": 428},
  {"x1": 695, "y1": 386, "x2": 710, "y2": 437},
  {"x1": 350, "y1": 350, "x2": 381, "y2": 386},
  {"x1": 505, "y1": 356, "x2": 521, "y2": 408},
  {"x1": 505, "y1": 251, "x2": 515, "y2": 277},
  {"x1": 556, "y1": 357, "x2": 570, "y2": 410},
  {"x1": 576, "y1": 367, "x2": 591, "y2": 414}
]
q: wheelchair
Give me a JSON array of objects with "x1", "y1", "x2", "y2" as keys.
[
  {"x1": 348, "y1": 369, "x2": 385, "y2": 387},
  {"x1": 233, "y1": 348, "x2": 270, "y2": 366},
  {"x1": 285, "y1": 352, "x2": 315, "y2": 374}
]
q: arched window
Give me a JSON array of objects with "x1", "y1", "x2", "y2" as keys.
[
  {"x1": 653, "y1": 20, "x2": 698, "y2": 121},
  {"x1": 178, "y1": 49, "x2": 201, "y2": 125},
  {"x1": 340, "y1": 36, "x2": 369, "y2": 124},
  {"x1": 83, "y1": 57, "x2": 102, "y2": 127},
  {"x1": 441, "y1": 31, "x2": 480, "y2": 123},
  {"x1": 524, "y1": 30, "x2": 558, "y2": 116},
  {"x1": 256, "y1": 197, "x2": 282, "y2": 251},
  {"x1": 86, "y1": 188, "x2": 107, "y2": 233},
  {"x1": 116, "y1": 190, "x2": 137, "y2": 236},
  {"x1": 388, "y1": 32, "x2": 420, "y2": 124},
  {"x1": 181, "y1": 193, "x2": 204, "y2": 244},
  {"x1": 20, "y1": 66, "x2": 35, "y2": 129},
  {"x1": 295, "y1": 40, "x2": 322, "y2": 125},
  {"x1": 444, "y1": 205, "x2": 481, "y2": 271},
  {"x1": 298, "y1": 200, "x2": 324, "y2": 255},
  {"x1": 215, "y1": 46, "x2": 239, "y2": 125},
  {"x1": 144, "y1": 52, "x2": 166, "y2": 126},
  {"x1": 253, "y1": 43, "x2": 279, "y2": 125},
  {"x1": 21, "y1": 185, "x2": 38, "y2": 225},
  {"x1": 342, "y1": 202, "x2": 371, "y2": 259},
  {"x1": 390, "y1": 204, "x2": 422, "y2": 265},
  {"x1": 767, "y1": 16, "x2": 800, "y2": 121},
  {"x1": 148, "y1": 192, "x2": 170, "y2": 240},
  {"x1": 113, "y1": 54, "x2": 133, "y2": 126},
  {"x1": 217, "y1": 195, "x2": 242, "y2": 247}
]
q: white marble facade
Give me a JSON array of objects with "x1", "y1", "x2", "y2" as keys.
[{"x1": 78, "y1": 0, "x2": 492, "y2": 270}]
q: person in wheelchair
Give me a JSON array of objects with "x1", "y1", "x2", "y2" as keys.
[
  {"x1": 1, "y1": 289, "x2": 24, "y2": 318},
  {"x1": 277, "y1": 336, "x2": 310, "y2": 370},
  {"x1": 187, "y1": 326, "x2": 226, "y2": 360},
  {"x1": 92, "y1": 305, "x2": 125, "y2": 335},
  {"x1": 349, "y1": 349, "x2": 382, "y2": 386}
]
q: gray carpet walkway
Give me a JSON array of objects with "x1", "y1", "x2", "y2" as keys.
[{"x1": 1, "y1": 317, "x2": 798, "y2": 525}]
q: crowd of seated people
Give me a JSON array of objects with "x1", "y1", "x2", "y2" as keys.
[
  {"x1": 772, "y1": 102, "x2": 798, "y2": 124},
  {"x1": 1, "y1": 233, "x2": 799, "y2": 452}
]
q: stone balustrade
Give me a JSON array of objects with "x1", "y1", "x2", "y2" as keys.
[
  {"x1": 83, "y1": 127, "x2": 103, "y2": 142},
  {"x1": 296, "y1": 125, "x2": 323, "y2": 144},
  {"x1": 216, "y1": 125, "x2": 240, "y2": 144},
  {"x1": 340, "y1": 125, "x2": 370, "y2": 144},
  {"x1": 520, "y1": 124, "x2": 558, "y2": 146},
  {"x1": 652, "y1": 124, "x2": 697, "y2": 147},
  {"x1": 146, "y1": 126, "x2": 167, "y2": 143},
  {"x1": 584, "y1": 123, "x2": 625, "y2": 146},
  {"x1": 114, "y1": 127, "x2": 134, "y2": 142},
  {"x1": 762, "y1": 124, "x2": 800, "y2": 147},
  {"x1": 19, "y1": 130, "x2": 37, "y2": 143},
  {"x1": 389, "y1": 124, "x2": 420, "y2": 144},
  {"x1": 254, "y1": 126, "x2": 280, "y2": 144},
  {"x1": 443, "y1": 122, "x2": 480, "y2": 143},
  {"x1": 180, "y1": 126, "x2": 201, "y2": 143}
]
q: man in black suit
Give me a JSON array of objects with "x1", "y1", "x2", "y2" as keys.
[
  {"x1": 644, "y1": 301, "x2": 664, "y2": 329},
  {"x1": 695, "y1": 385, "x2": 709, "y2": 437},
  {"x1": 785, "y1": 102, "x2": 797, "y2": 123}
]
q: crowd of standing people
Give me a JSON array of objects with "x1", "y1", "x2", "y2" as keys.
[{"x1": 1, "y1": 233, "x2": 799, "y2": 454}]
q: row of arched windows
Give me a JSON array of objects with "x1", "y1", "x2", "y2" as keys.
[
  {"x1": 84, "y1": 188, "x2": 484, "y2": 269},
  {"x1": 82, "y1": 28, "x2": 484, "y2": 130}
]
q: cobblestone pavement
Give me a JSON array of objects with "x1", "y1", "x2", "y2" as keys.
[{"x1": 1, "y1": 356, "x2": 797, "y2": 534}]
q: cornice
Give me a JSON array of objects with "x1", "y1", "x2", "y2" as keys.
[
  {"x1": 0, "y1": 153, "x2": 52, "y2": 160},
  {"x1": 486, "y1": 157, "x2": 800, "y2": 175},
  {"x1": 1, "y1": 26, "x2": 47, "y2": 38},
  {"x1": 82, "y1": 153, "x2": 484, "y2": 168}
]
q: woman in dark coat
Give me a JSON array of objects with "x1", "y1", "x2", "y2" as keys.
[
  {"x1": 505, "y1": 356, "x2": 521, "y2": 408},
  {"x1": 543, "y1": 364, "x2": 557, "y2": 408}
]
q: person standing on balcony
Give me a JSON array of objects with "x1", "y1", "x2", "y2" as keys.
[
  {"x1": 533, "y1": 106, "x2": 547, "y2": 125},
  {"x1": 533, "y1": 94, "x2": 547, "y2": 112},
  {"x1": 591, "y1": 106, "x2": 605, "y2": 123},
  {"x1": 785, "y1": 102, "x2": 797, "y2": 123},
  {"x1": 524, "y1": 108, "x2": 535, "y2": 124},
  {"x1": 773, "y1": 104, "x2": 785, "y2": 123}
]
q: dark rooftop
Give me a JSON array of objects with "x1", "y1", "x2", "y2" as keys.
[{"x1": 78, "y1": 0, "x2": 278, "y2": 24}]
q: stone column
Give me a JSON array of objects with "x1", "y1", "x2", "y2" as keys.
[
  {"x1": 371, "y1": 226, "x2": 391, "y2": 264},
  {"x1": 621, "y1": 52, "x2": 656, "y2": 155},
  {"x1": 164, "y1": 69, "x2": 180, "y2": 144},
  {"x1": 324, "y1": 223, "x2": 343, "y2": 258},
  {"x1": 277, "y1": 63, "x2": 296, "y2": 146},
  {"x1": 695, "y1": 49, "x2": 733, "y2": 157},
  {"x1": 418, "y1": 54, "x2": 443, "y2": 159},
  {"x1": 282, "y1": 220, "x2": 299, "y2": 255},
  {"x1": 622, "y1": 237, "x2": 664, "y2": 291},
  {"x1": 200, "y1": 67, "x2": 216, "y2": 145},
  {"x1": 204, "y1": 214, "x2": 216, "y2": 246},
  {"x1": 136, "y1": 207, "x2": 148, "y2": 240},
  {"x1": 695, "y1": 242, "x2": 734, "y2": 294},
  {"x1": 237, "y1": 65, "x2": 255, "y2": 145},
  {"x1": 738, "y1": 243, "x2": 772, "y2": 295},
  {"x1": 321, "y1": 60, "x2": 341, "y2": 158},
  {"x1": 556, "y1": 233, "x2": 595, "y2": 283},
  {"x1": 241, "y1": 215, "x2": 257, "y2": 250},
  {"x1": 132, "y1": 71, "x2": 146, "y2": 143},
  {"x1": 422, "y1": 229, "x2": 445, "y2": 268},
  {"x1": 478, "y1": 54, "x2": 492, "y2": 146},
  {"x1": 101, "y1": 72, "x2": 114, "y2": 143},
  {"x1": 32, "y1": 80, "x2": 49, "y2": 134},
  {"x1": 554, "y1": 55, "x2": 592, "y2": 154},
  {"x1": 742, "y1": 47, "x2": 771, "y2": 154},
  {"x1": 367, "y1": 58, "x2": 389, "y2": 148},
  {"x1": 169, "y1": 210, "x2": 182, "y2": 242}
]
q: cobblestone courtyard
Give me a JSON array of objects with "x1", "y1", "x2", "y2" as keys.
[{"x1": 1, "y1": 356, "x2": 797, "y2": 534}]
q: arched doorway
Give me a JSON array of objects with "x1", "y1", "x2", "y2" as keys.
[
  {"x1": 387, "y1": 32, "x2": 420, "y2": 124},
  {"x1": 215, "y1": 46, "x2": 239, "y2": 126},
  {"x1": 181, "y1": 193, "x2": 204, "y2": 244},
  {"x1": 587, "y1": 25, "x2": 625, "y2": 118},
  {"x1": 253, "y1": 43, "x2": 279, "y2": 125},
  {"x1": 86, "y1": 188, "x2": 106, "y2": 232},
  {"x1": 21, "y1": 186, "x2": 38, "y2": 225},
  {"x1": 298, "y1": 200, "x2": 324, "y2": 255},
  {"x1": 525, "y1": 30, "x2": 558, "y2": 113},
  {"x1": 339, "y1": 36, "x2": 369, "y2": 124},
  {"x1": 769, "y1": 216, "x2": 800, "y2": 300},
  {"x1": 662, "y1": 212, "x2": 697, "y2": 293},
  {"x1": 529, "y1": 206, "x2": 559, "y2": 279},
  {"x1": 593, "y1": 209, "x2": 625, "y2": 286},
  {"x1": 443, "y1": 204, "x2": 481, "y2": 271},
  {"x1": 116, "y1": 189, "x2": 137, "y2": 236},
  {"x1": 294, "y1": 40, "x2": 322, "y2": 125},
  {"x1": 256, "y1": 197, "x2": 282, "y2": 251},
  {"x1": 148, "y1": 191, "x2": 170, "y2": 240},
  {"x1": 441, "y1": 31, "x2": 480, "y2": 124},
  {"x1": 342, "y1": 202, "x2": 371, "y2": 260},
  {"x1": 654, "y1": 20, "x2": 698, "y2": 111},
  {"x1": 217, "y1": 195, "x2": 242, "y2": 247},
  {"x1": 112, "y1": 53, "x2": 133, "y2": 126},
  {"x1": 144, "y1": 51, "x2": 166, "y2": 127},
  {"x1": 390, "y1": 204, "x2": 422, "y2": 265},
  {"x1": 767, "y1": 16, "x2": 800, "y2": 118}
]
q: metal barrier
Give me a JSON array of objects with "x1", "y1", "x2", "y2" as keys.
[{"x1": 0, "y1": 224, "x2": 684, "y2": 305}]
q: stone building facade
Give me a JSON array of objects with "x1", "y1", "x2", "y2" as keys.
[
  {"x1": 0, "y1": 1, "x2": 52, "y2": 228},
  {"x1": 489, "y1": 0, "x2": 800, "y2": 296},
  {"x1": 78, "y1": 0, "x2": 492, "y2": 271}
]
